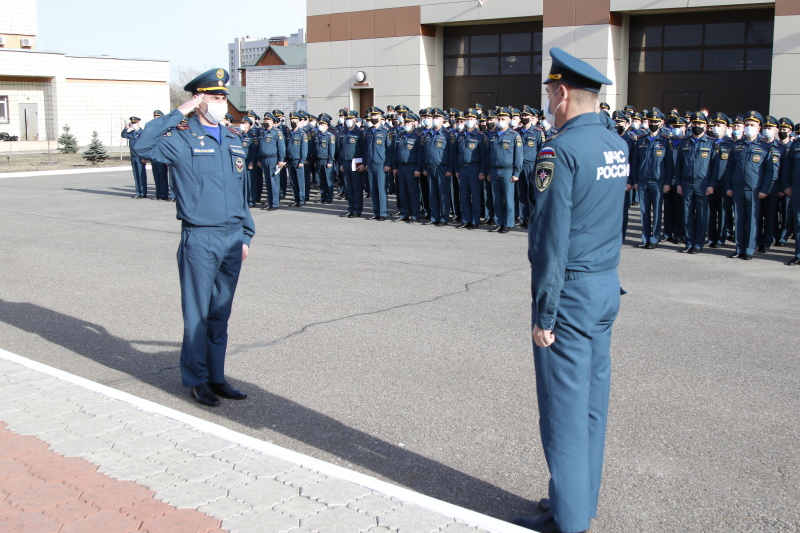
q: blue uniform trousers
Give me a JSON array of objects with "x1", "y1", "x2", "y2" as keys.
[
  {"x1": 682, "y1": 187, "x2": 710, "y2": 249},
  {"x1": 482, "y1": 179, "x2": 496, "y2": 221},
  {"x1": 458, "y1": 164, "x2": 482, "y2": 225},
  {"x1": 708, "y1": 188, "x2": 731, "y2": 246},
  {"x1": 451, "y1": 176, "x2": 461, "y2": 220},
  {"x1": 639, "y1": 182, "x2": 663, "y2": 245},
  {"x1": 792, "y1": 193, "x2": 800, "y2": 258},
  {"x1": 344, "y1": 164, "x2": 365, "y2": 215},
  {"x1": 775, "y1": 195, "x2": 793, "y2": 244},
  {"x1": 491, "y1": 169, "x2": 515, "y2": 227},
  {"x1": 368, "y1": 164, "x2": 388, "y2": 217},
  {"x1": 316, "y1": 161, "x2": 334, "y2": 203},
  {"x1": 733, "y1": 189, "x2": 760, "y2": 256},
  {"x1": 131, "y1": 157, "x2": 147, "y2": 197},
  {"x1": 426, "y1": 164, "x2": 451, "y2": 223},
  {"x1": 622, "y1": 188, "x2": 632, "y2": 241},
  {"x1": 516, "y1": 163, "x2": 535, "y2": 224},
  {"x1": 177, "y1": 224, "x2": 243, "y2": 388},
  {"x1": 304, "y1": 164, "x2": 312, "y2": 203},
  {"x1": 249, "y1": 165, "x2": 264, "y2": 206},
  {"x1": 152, "y1": 161, "x2": 169, "y2": 199},
  {"x1": 420, "y1": 172, "x2": 431, "y2": 218},
  {"x1": 533, "y1": 270, "x2": 619, "y2": 533},
  {"x1": 287, "y1": 160, "x2": 305, "y2": 205},
  {"x1": 280, "y1": 166, "x2": 288, "y2": 198},
  {"x1": 756, "y1": 192, "x2": 778, "y2": 247},
  {"x1": 663, "y1": 188, "x2": 685, "y2": 241},
  {"x1": 398, "y1": 164, "x2": 421, "y2": 219},
  {"x1": 261, "y1": 157, "x2": 280, "y2": 208}
]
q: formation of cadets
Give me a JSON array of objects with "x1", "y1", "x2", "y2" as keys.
[{"x1": 126, "y1": 102, "x2": 800, "y2": 266}]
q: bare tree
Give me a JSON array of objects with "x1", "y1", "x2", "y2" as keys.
[{"x1": 170, "y1": 66, "x2": 202, "y2": 110}]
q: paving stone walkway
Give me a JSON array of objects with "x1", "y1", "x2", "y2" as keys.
[{"x1": 0, "y1": 351, "x2": 530, "y2": 533}]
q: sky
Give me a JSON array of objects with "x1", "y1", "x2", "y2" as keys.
[{"x1": 36, "y1": 0, "x2": 306, "y2": 80}]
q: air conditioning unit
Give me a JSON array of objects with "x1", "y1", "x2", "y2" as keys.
[
  {"x1": 20, "y1": 38, "x2": 32, "y2": 48},
  {"x1": 0, "y1": 36, "x2": 6, "y2": 46}
]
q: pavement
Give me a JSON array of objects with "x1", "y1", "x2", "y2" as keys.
[{"x1": 0, "y1": 168, "x2": 799, "y2": 532}]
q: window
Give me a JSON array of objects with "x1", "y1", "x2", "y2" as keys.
[
  {"x1": 0, "y1": 96, "x2": 8, "y2": 124},
  {"x1": 444, "y1": 29, "x2": 542, "y2": 77},
  {"x1": 629, "y1": 13, "x2": 773, "y2": 73}
]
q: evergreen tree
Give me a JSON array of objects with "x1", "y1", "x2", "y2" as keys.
[
  {"x1": 82, "y1": 131, "x2": 109, "y2": 164},
  {"x1": 57, "y1": 124, "x2": 78, "y2": 153}
]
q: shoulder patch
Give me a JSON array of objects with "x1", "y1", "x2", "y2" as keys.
[
  {"x1": 227, "y1": 127, "x2": 240, "y2": 135},
  {"x1": 535, "y1": 161, "x2": 555, "y2": 192},
  {"x1": 516, "y1": 138, "x2": 522, "y2": 147},
  {"x1": 538, "y1": 147, "x2": 557, "y2": 159}
]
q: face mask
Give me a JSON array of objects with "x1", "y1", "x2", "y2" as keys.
[
  {"x1": 201, "y1": 100, "x2": 228, "y2": 125},
  {"x1": 433, "y1": 118, "x2": 444, "y2": 129},
  {"x1": 540, "y1": 119, "x2": 550, "y2": 130},
  {"x1": 712, "y1": 126, "x2": 724, "y2": 137},
  {"x1": 732, "y1": 129, "x2": 743, "y2": 139},
  {"x1": 309, "y1": 122, "x2": 317, "y2": 129},
  {"x1": 762, "y1": 129, "x2": 775, "y2": 141},
  {"x1": 521, "y1": 116, "x2": 531, "y2": 125},
  {"x1": 615, "y1": 125, "x2": 626, "y2": 135},
  {"x1": 338, "y1": 117, "x2": 345, "y2": 125},
  {"x1": 511, "y1": 118, "x2": 520, "y2": 128},
  {"x1": 497, "y1": 119, "x2": 509, "y2": 131},
  {"x1": 672, "y1": 128, "x2": 683, "y2": 137},
  {"x1": 544, "y1": 88, "x2": 565, "y2": 127},
  {"x1": 744, "y1": 126, "x2": 758, "y2": 139},
  {"x1": 691, "y1": 126, "x2": 705, "y2": 136},
  {"x1": 632, "y1": 121, "x2": 642, "y2": 130},
  {"x1": 649, "y1": 123, "x2": 661, "y2": 133},
  {"x1": 456, "y1": 123, "x2": 465, "y2": 131},
  {"x1": 423, "y1": 118, "x2": 432, "y2": 129},
  {"x1": 345, "y1": 119, "x2": 354, "y2": 128},
  {"x1": 370, "y1": 118, "x2": 380, "y2": 126},
  {"x1": 465, "y1": 119, "x2": 476, "y2": 129},
  {"x1": 290, "y1": 121, "x2": 298, "y2": 129},
  {"x1": 487, "y1": 121, "x2": 496, "y2": 130},
  {"x1": 404, "y1": 123, "x2": 414, "y2": 133},
  {"x1": 318, "y1": 125, "x2": 328, "y2": 134},
  {"x1": 479, "y1": 123, "x2": 487, "y2": 131},
  {"x1": 779, "y1": 131, "x2": 789, "y2": 141}
]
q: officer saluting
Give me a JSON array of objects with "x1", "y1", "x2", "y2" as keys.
[
  {"x1": 134, "y1": 68, "x2": 255, "y2": 407},
  {"x1": 516, "y1": 48, "x2": 627, "y2": 533}
]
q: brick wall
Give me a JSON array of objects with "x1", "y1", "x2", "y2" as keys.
[{"x1": 245, "y1": 66, "x2": 307, "y2": 114}]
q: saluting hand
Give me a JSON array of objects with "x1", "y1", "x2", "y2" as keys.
[
  {"x1": 533, "y1": 325, "x2": 555, "y2": 348},
  {"x1": 177, "y1": 94, "x2": 204, "y2": 116}
]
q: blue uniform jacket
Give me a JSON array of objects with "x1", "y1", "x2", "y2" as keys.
[
  {"x1": 529, "y1": 112, "x2": 628, "y2": 330},
  {"x1": 337, "y1": 127, "x2": 363, "y2": 162},
  {"x1": 487, "y1": 128, "x2": 523, "y2": 175},
  {"x1": 723, "y1": 138, "x2": 775, "y2": 194},
  {"x1": 781, "y1": 139, "x2": 800, "y2": 192},
  {"x1": 421, "y1": 128, "x2": 456, "y2": 173},
  {"x1": 517, "y1": 126, "x2": 544, "y2": 165},
  {"x1": 674, "y1": 134, "x2": 716, "y2": 189},
  {"x1": 362, "y1": 125, "x2": 392, "y2": 167},
  {"x1": 766, "y1": 139, "x2": 787, "y2": 194},
  {"x1": 258, "y1": 127, "x2": 286, "y2": 161},
  {"x1": 121, "y1": 128, "x2": 143, "y2": 156},
  {"x1": 314, "y1": 130, "x2": 336, "y2": 164},
  {"x1": 630, "y1": 131, "x2": 673, "y2": 186},
  {"x1": 711, "y1": 137, "x2": 734, "y2": 187},
  {"x1": 132, "y1": 110, "x2": 255, "y2": 246},
  {"x1": 394, "y1": 129, "x2": 423, "y2": 170},
  {"x1": 456, "y1": 129, "x2": 488, "y2": 175},
  {"x1": 241, "y1": 130, "x2": 258, "y2": 166},
  {"x1": 286, "y1": 129, "x2": 308, "y2": 162}
]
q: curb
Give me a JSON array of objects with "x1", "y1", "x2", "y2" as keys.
[{"x1": 0, "y1": 166, "x2": 131, "y2": 179}]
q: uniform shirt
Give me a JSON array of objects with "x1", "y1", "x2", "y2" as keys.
[
  {"x1": 674, "y1": 134, "x2": 716, "y2": 189},
  {"x1": 782, "y1": 139, "x2": 800, "y2": 192},
  {"x1": 121, "y1": 127, "x2": 143, "y2": 155},
  {"x1": 362, "y1": 124, "x2": 392, "y2": 166},
  {"x1": 487, "y1": 127, "x2": 523, "y2": 175},
  {"x1": 285, "y1": 129, "x2": 308, "y2": 162},
  {"x1": 711, "y1": 136, "x2": 734, "y2": 187},
  {"x1": 258, "y1": 127, "x2": 286, "y2": 161},
  {"x1": 421, "y1": 127, "x2": 456, "y2": 172},
  {"x1": 723, "y1": 138, "x2": 775, "y2": 193},
  {"x1": 630, "y1": 130, "x2": 674, "y2": 185},
  {"x1": 529, "y1": 112, "x2": 628, "y2": 331},
  {"x1": 456, "y1": 128, "x2": 488, "y2": 175},
  {"x1": 395, "y1": 128, "x2": 423, "y2": 170},
  {"x1": 337, "y1": 127, "x2": 363, "y2": 162},
  {"x1": 241, "y1": 130, "x2": 259, "y2": 166},
  {"x1": 517, "y1": 125, "x2": 544, "y2": 165},
  {"x1": 313, "y1": 130, "x2": 336, "y2": 164},
  {"x1": 765, "y1": 139, "x2": 787, "y2": 194},
  {"x1": 132, "y1": 110, "x2": 255, "y2": 246}
]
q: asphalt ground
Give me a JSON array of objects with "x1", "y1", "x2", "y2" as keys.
[{"x1": 1, "y1": 168, "x2": 798, "y2": 532}]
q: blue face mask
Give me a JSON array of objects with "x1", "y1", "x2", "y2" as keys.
[{"x1": 672, "y1": 128, "x2": 683, "y2": 137}]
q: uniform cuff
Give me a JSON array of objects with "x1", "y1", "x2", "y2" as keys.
[{"x1": 536, "y1": 316, "x2": 556, "y2": 331}]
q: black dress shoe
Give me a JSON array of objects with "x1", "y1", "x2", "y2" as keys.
[
  {"x1": 340, "y1": 212, "x2": 352, "y2": 217},
  {"x1": 409, "y1": 217, "x2": 418, "y2": 223},
  {"x1": 762, "y1": 247, "x2": 770, "y2": 253},
  {"x1": 498, "y1": 226, "x2": 510, "y2": 233},
  {"x1": 709, "y1": 242, "x2": 719, "y2": 248},
  {"x1": 787, "y1": 257, "x2": 800, "y2": 265},
  {"x1": 680, "y1": 247, "x2": 690, "y2": 253},
  {"x1": 513, "y1": 511, "x2": 563, "y2": 532},
  {"x1": 638, "y1": 243, "x2": 649, "y2": 248},
  {"x1": 729, "y1": 252, "x2": 741, "y2": 258},
  {"x1": 191, "y1": 384, "x2": 220, "y2": 407},
  {"x1": 208, "y1": 381, "x2": 247, "y2": 400},
  {"x1": 537, "y1": 498, "x2": 551, "y2": 511},
  {"x1": 756, "y1": 246, "x2": 765, "y2": 253},
  {"x1": 690, "y1": 247, "x2": 702, "y2": 254},
  {"x1": 267, "y1": 207, "x2": 279, "y2": 211},
  {"x1": 456, "y1": 223, "x2": 467, "y2": 229},
  {"x1": 466, "y1": 223, "x2": 476, "y2": 229},
  {"x1": 520, "y1": 222, "x2": 528, "y2": 229},
  {"x1": 741, "y1": 254, "x2": 753, "y2": 260},
  {"x1": 402, "y1": 216, "x2": 410, "y2": 222}
]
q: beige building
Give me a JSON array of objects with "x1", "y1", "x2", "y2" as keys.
[
  {"x1": 0, "y1": 0, "x2": 168, "y2": 148},
  {"x1": 306, "y1": 0, "x2": 800, "y2": 119}
]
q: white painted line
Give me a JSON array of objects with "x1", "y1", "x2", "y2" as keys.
[
  {"x1": 0, "y1": 166, "x2": 130, "y2": 179},
  {"x1": 0, "y1": 347, "x2": 532, "y2": 533}
]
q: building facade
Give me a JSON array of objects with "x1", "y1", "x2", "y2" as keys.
[
  {"x1": 306, "y1": 0, "x2": 800, "y2": 119},
  {"x1": 242, "y1": 42, "x2": 308, "y2": 115},
  {"x1": 228, "y1": 30, "x2": 306, "y2": 86},
  {"x1": 1, "y1": 0, "x2": 168, "y2": 146}
]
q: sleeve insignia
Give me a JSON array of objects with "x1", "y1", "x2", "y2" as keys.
[
  {"x1": 537, "y1": 147, "x2": 557, "y2": 159},
  {"x1": 516, "y1": 138, "x2": 522, "y2": 147},
  {"x1": 752, "y1": 154, "x2": 761, "y2": 163},
  {"x1": 534, "y1": 161, "x2": 555, "y2": 192}
]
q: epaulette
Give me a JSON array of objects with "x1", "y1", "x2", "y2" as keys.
[
  {"x1": 227, "y1": 127, "x2": 241, "y2": 136},
  {"x1": 176, "y1": 124, "x2": 190, "y2": 130}
]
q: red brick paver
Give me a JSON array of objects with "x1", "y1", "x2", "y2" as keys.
[{"x1": 0, "y1": 426, "x2": 227, "y2": 532}]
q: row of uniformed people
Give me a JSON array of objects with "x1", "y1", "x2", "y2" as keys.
[
  {"x1": 122, "y1": 111, "x2": 176, "y2": 201},
  {"x1": 613, "y1": 106, "x2": 800, "y2": 265}
]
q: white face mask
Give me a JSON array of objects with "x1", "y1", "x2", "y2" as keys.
[
  {"x1": 732, "y1": 129, "x2": 743, "y2": 139},
  {"x1": 345, "y1": 119, "x2": 354, "y2": 128},
  {"x1": 456, "y1": 123, "x2": 465, "y2": 131},
  {"x1": 201, "y1": 100, "x2": 228, "y2": 125},
  {"x1": 497, "y1": 119, "x2": 510, "y2": 131},
  {"x1": 465, "y1": 119, "x2": 476, "y2": 129},
  {"x1": 543, "y1": 88, "x2": 564, "y2": 127},
  {"x1": 511, "y1": 118, "x2": 520, "y2": 128},
  {"x1": 712, "y1": 126, "x2": 725, "y2": 137},
  {"x1": 318, "y1": 125, "x2": 328, "y2": 134},
  {"x1": 338, "y1": 117, "x2": 345, "y2": 125},
  {"x1": 744, "y1": 125, "x2": 759, "y2": 139},
  {"x1": 423, "y1": 118, "x2": 432, "y2": 129},
  {"x1": 672, "y1": 128, "x2": 683, "y2": 137},
  {"x1": 762, "y1": 128, "x2": 775, "y2": 141},
  {"x1": 404, "y1": 123, "x2": 414, "y2": 133}
]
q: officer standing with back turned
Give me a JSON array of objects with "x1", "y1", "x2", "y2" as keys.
[
  {"x1": 133, "y1": 68, "x2": 254, "y2": 407},
  {"x1": 515, "y1": 48, "x2": 627, "y2": 533}
]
